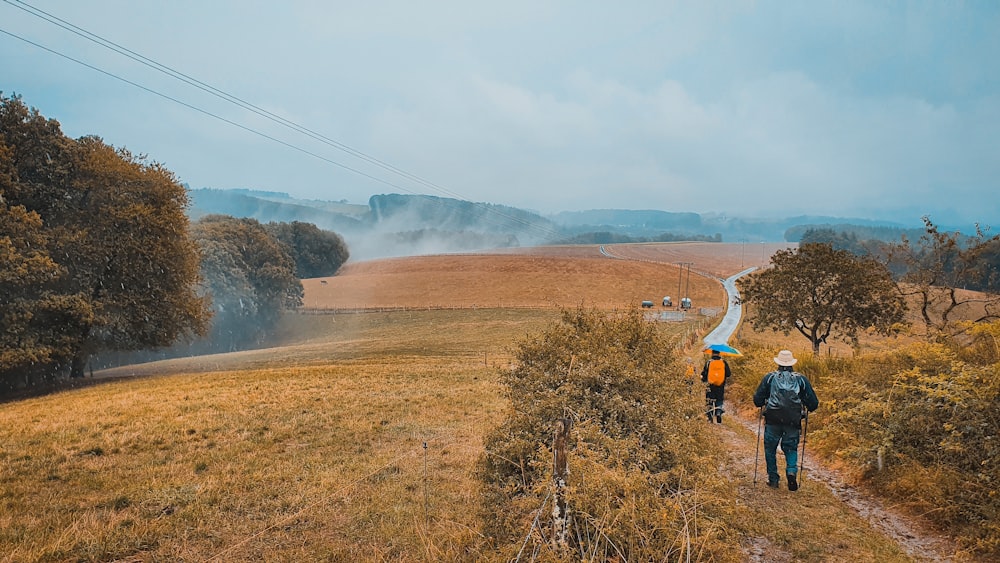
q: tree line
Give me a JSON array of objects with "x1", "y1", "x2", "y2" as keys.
[
  {"x1": 739, "y1": 218, "x2": 1000, "y2": 355},
  {"x1": 553, "y1": 230, "x2": 721, "y2": 245},
  {"x1": 797, "y1": 222, "x2": 1000, "y2": 298},
  {"x1": 0, "y1": 94, "x2": 348, "y2": 393},
  {"x1": 785, "y1": 223, "x2": 926, "y2": 247}
]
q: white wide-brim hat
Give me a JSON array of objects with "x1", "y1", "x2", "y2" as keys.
[{"x1": 774, "y1": 350, "x2": 798, "y2": 366}]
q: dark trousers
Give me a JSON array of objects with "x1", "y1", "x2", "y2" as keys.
[
  {"x1": 705, "y1": 385, "x2": 725, "y2": 422},
  {"x1": 763, "y1": 423, "x2": 801, "y2": 483}
]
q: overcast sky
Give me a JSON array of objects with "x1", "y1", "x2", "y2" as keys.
[{"x1": 2, "y1": 1, "x2": 998, "y2": 226}]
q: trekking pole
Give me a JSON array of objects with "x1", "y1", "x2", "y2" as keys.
[
  {"x1": 798, "y1": 410, "x2": 809, "y2": 483},
  {"x1": 752, "y1": 407, "x2": 763, "y2": 487}
]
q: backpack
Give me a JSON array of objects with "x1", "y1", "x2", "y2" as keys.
[
  {"x1": 765, "y1": 370, "x2": 803, "y2": 422},
  {"x1": 706, "y1": 359, "x2": 726, "y2": 386}
]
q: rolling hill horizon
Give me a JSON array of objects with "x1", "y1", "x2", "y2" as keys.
[{"x1": 186, "y1": 187, "x2": 961, "y2": 261}]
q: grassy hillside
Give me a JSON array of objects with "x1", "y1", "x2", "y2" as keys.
[
  {"x1": 0, "y1": 306, "x2": 698, "y2": 561},
  {"x1": 2, "y1": 306, "x2": 921, "y2": 562},
  {"x1": 3, "y1": 242, "x2": 982, "y2": 561}
]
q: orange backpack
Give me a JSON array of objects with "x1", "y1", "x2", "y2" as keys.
[{"x1": 706, "y1": 359, "x2": 726, "y2": 386}]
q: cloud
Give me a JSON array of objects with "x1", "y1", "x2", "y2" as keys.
[
  {"x1": 3, "y1": 0, "x2": 998, "y2": 225},
  {"x1": 357, "y1": 57, "x2": 1000, "y2": 222}
]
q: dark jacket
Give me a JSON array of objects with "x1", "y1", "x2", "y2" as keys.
[{"x1": 752, "y1": 366, "x2": 819, "y2": 426}]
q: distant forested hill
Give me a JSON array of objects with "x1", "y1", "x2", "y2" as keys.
[
  {"x1": 551, "y1": 209, "x2": 703, "y2": 231},
  {"x1": 549, "y1": 209, "x2": 918, "y2": 243},
  {"x1": 367, "y1": 193, "x2": 558, "y2": 239},
  {"x1": 187, "y1": 188, "x2": 941, "y2": 259},
  {"x1": 188, "y1": 189, "x2": 367, "y2": 234},
  {"x1": 186, "y1": 189, "x2": 559, "y2": 259}
]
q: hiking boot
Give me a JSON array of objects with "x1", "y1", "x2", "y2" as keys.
[
  {"x1": 787, "y1": 473, "x2": 798, "y2": 491},
  {"x1": 767, "y1": 479, "x2": 779, "y2": 489}
]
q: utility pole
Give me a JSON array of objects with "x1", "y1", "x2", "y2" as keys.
[
  {"x1": 674, "y1": 262, "x2": 684, "y2": 307},
  {"x1": 676, "y1": 262, "x2": 692, "y2": 306},
  {"x1": 684, "y1": 262, "x2": 692, "y2": 298}
]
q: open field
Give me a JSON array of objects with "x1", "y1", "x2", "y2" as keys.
[
  {"x1": 301, "y1": 242, "x2": 794, "y2": 312},
  {"x1": 5, "y1": 243, "x2": 732, "y2": 561},
  {"x1": 1, "y1": 355, "x2": 501, "y2": 561},
  {"x1": 96, "y1": 309, "x2": 560, "y2": 379},
  {"x1": 5, "y1": 241, "x2": 949, "y2": 562}
]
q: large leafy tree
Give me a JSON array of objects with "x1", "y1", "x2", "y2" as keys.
[
  {"x1": 0, "y1": 97, "x2": 86, "y2": 385},
  {"x1": 738, "y1": 242, "x2": 907, "y2": 355},
  {"x1": 886, "y1": 216, "x2": 1000, "y2": 334},
  {"x1": 59, "y1": 137, "x2": 211, "y2": 376},
  {"x1": 0, "y1": 190, "x2": 92, "y2": 382},
  {"x1": 1, "y1": 93, "x2": 211, "y2": 383},
  {"x1": 191, "y1": 215, "x2": 302, "y2": 351},
  {"x1": 263, "y1": 220, "x2": 349, "y2": 278}
]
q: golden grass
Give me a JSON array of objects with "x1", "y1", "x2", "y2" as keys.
[
  {"x1": 1, "y1": 356, "x2": 500, "y2": 561},
  {"x1": 0, "y1": 305, "x2": 700, "y2": 562},
  {"x1": 96, "y1": 308, "x2": 560, "y2": 380}
]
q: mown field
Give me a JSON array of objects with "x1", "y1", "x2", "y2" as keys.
[{"x1": 299, "y1": 242, "x2": 789, "y2": 312}]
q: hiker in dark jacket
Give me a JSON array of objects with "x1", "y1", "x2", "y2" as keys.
[
  {"x1": 753, "y1": 350, "x2": 819, "y2": 491},
  {"x1": 701, "y1": 350, "x2": 731, "y2": 423}
]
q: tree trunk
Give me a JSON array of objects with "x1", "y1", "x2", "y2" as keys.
[{"x1": 70, "y1": 350, "x2": 88, "y2": 378}]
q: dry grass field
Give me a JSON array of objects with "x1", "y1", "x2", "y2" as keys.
[
  {"x1": 1, "y1": 357, "x2": 502, "y2": 561},
  {"x1": 301, "y1": 242, "x2": 793, "y2": 312},
  {"x1": 5, "y1": 241, "x2": 944, "y2": 562}
]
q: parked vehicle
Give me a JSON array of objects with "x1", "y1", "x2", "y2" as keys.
[
  {"x1": 641, "y1": 300, "x2": 654, "y2": 308},
  {"x1": 662, "y1": 296, "x2": 672, "y2": 307},
  {"x1": 680, "y1": 297, "x2": 692, "y2": 310}
]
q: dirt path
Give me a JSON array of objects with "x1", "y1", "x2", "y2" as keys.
[
  {"x1": 680, "y1": 250, "x2": 961, "y2": 561},
  {"x1": 716, "y1": 411, "x2": 960, "y2": 562}
]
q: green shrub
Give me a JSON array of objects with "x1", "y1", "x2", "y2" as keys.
[{"x1": 476, "y1": 308, "x2": 737, "y2": 560}]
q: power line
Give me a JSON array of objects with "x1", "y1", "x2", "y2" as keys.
[
  {"x1": 0, "y1": 27, "x2": 426, "y2": 196},
  {"x1": 4, "y1": 0, "x2": 436, "y2": 192},
  {"x1": 0, "y1": 24, "x2": 557, "y2": 239},
  {"x1": 2, "y1": 0, "x2": 566, "y2": 240}
]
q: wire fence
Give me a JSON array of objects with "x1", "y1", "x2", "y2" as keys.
[{"x1": 297, "y1": 304, "x2": 562, "y2": 314}]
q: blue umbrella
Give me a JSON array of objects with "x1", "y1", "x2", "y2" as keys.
[{"x1": 703, "y1": 343, "x2": 743, "y2": 357}]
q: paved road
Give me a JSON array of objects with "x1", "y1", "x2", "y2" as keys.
[{"x1": 703, "y1": 267, "x2": 757, "y2": 347}]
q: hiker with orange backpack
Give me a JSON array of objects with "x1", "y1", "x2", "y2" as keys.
[
  {"x1": 752, "y1": 350, "x2": 819, "y2": 491},
  {"x1": 701, "y1": 350, "x2": 730, "y2": 423}
]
